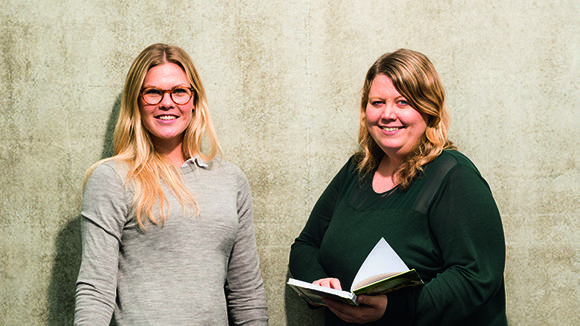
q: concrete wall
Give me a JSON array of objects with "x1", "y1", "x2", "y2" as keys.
[{"x1": 1, "y1": 1, "x2": 578, "y2": 325}]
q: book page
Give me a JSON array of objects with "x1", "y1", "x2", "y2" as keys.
[
  {"x1": 352, "y1": 269, "x2": 423, "y2": 295},
  {"x1": 351, "y1": 237, "x2": 409, "y2": 291},
  {"x1": 353, "y1": 272, "x2": 399, "y2": 289},
  {"x1": 287, "y1": 278, "x2": 358, "y2": 306}
]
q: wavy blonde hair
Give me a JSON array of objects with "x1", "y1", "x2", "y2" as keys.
[
  {"x1": 356, "y1": 48, "x2": 455, "y2": 190},
  {"x1": 85, "y1": 43, "x2": 222, "y2": 228}
]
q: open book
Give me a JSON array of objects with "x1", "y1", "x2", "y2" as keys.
[{"x1": 287, "y1": 237, "x2": 423, "y2": 306}]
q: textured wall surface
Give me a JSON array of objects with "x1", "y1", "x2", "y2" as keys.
[{"x1": 1, "y1": 0, "x2": 578, "y2": 325}]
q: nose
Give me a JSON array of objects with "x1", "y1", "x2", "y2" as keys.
[
  {"x1": 380, "y1": 102, "x2": 397, "y2": 120},
  {"x1": 159, "y1": 92, "x2": 174, "y2": 108}
]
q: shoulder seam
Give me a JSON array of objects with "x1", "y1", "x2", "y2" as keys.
[{"x1": 412, "y1": 154, "x2": 458, "y2": 215}]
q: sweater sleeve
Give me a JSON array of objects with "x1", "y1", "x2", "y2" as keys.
[
  {"x1": 224, "y1": 170, "x2": 268, "y2": 325},
  {"x1": 74, "y1": 163, "x2": 130, "y2": 326},
  {"x1": 405, "y1": 164, "x2": 506, "y2": 325},
  {"x1": 289, "y1": 158, "x2": 352, "y2": 283}
]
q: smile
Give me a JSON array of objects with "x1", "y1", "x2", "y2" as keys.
[
  {"x1": 157, "y1": 115, "x2": 178, "y2": 120},
  {"x1": 380, "y1": 126, "x2": 403, "y2": 132}
]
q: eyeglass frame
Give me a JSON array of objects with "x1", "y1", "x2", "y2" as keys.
[{"x1": 139, "y1": 86, "x2": 196, "y2": 105}]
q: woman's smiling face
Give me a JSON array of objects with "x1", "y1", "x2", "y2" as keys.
[
  {"x1": 139, "y1": 62, "x2": 194, "y2": 150},
  {"x1": 365, "y1": 74, "x2": 427, "y2": 160}
]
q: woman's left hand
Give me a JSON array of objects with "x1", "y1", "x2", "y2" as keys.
[{"x1": 323, "y1": 294, "x2": 388, "y2": 323}]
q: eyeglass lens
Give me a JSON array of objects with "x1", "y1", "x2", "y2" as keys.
[{"x1": 142, "y1": 87, "x2": 193, "y2": 105}]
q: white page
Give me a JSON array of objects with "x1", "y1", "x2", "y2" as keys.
[{"x1": 350, "y1": 237, "x2": 409, "y2": 291}]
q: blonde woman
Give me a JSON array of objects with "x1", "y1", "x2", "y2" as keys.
[
  {"x1": 75, "y1": 44, "x2": 267, "y2": 325},
  {"x1": 289, "y1": 49, "x2": 507, "y2": 325}
]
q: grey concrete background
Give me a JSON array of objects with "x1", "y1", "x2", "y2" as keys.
[{"x1": 1, "y1": 0, "x2": 578, "y2": 325}]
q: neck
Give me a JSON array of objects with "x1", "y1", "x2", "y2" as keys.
[
  {"x1": 153, "y1": 140, "x2": 186, "y2": 168},
  {"x1": 163, "y1": 151, "x2": 186, "y2": 168},
  {"x1": 372, "y1": 155, "x2": 401, "y2": 193}
]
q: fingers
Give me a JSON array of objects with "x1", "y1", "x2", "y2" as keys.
[
  {"x1": 325, "y1": 294, "x2": 388, "y2": 324},
  {"x1": 310, "y1": 279, "x2": 388, "y2": 323},
  {"x1": 313, "y1": 278, "x2": 343, "y2": 290},
  {"x1": 357, "y1": 294, "x2": 388, "y2": 309}
]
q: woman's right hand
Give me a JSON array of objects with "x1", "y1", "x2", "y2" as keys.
[{"x1": 313, "y1": 277, "x2": 342, "y2": 290}]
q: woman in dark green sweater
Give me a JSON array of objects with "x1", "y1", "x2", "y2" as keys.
[{"x1": 289, "y1": 49, "x2": 507, "y2": 325}]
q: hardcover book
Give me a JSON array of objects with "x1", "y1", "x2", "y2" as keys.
[{"x1": 287, "y1": 237, "x2": 423, "y2": 306}]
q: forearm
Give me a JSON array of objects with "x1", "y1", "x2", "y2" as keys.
[
  {"x1": 289, "y1": 239, "x2": 328, "y2": 282},
  {"x1": 226, "y1": 246, "x2": 268, "y2": 325},
  {"x1": 74, "y1": 217, "x2": 119, "y2": 326},
  {"x1": 74, "y1": 283, "x2": 115, "y2": 325},
  {"x1": 226, "y1": 282, "x2": 268, "y2": 326},
  {"x1": 226, "y1": 238, "x2": 268, "y2": 326},
  {"x1": 227, "y1": 179, "x2": 268, "y2": 325},
  {"x1": 289, "y1": 177, "x2": 343, "y2": 281}
]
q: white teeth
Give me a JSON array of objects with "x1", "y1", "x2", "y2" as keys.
[
  {"x1": 158, "y1": 115, "x2": 176, "y2": 120},
  {"x1": 381, "y1": 127, "x2": 401, "y2": 132}
]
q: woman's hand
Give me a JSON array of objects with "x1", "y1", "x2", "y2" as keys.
[
  {"x1": 308, "y1": 278, "x2": 343, "y2": 307},
  {"x1": 323, "y1": 294, "x2": 388, "y2": 324},
  {"x1": 313, "y1": 278, "x2": 342, "y2": 290}
]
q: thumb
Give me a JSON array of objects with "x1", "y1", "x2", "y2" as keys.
[
  {"x1": 356, "y1": 295, "x2": 370, "y2": 305},
  {"x1": 357, "y1": 294, "x2": 388, "y2": 306}
]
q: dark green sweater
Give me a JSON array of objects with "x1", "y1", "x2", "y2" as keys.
[{"x1": 289, "y1": 150, "x2": 507, "y2": 325}]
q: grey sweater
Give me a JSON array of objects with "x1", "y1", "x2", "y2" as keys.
[{"x1": 75, "y1": 158, "x2": 268, "y2": 325}]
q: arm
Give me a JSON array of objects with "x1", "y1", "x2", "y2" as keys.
[
  {"x1": 74, "y1": 219, "x2": 120, "y2": 325},
  {"x1": 393, "y1": 164, "x2": 506, "y2": 325},
  {"x1": 225, "y1": 171, "x2": 268, "y2": 325},
  {"x1": 289, "y1": 158, "x2": 352, "y2": 283},
  {"x1": 74, "y1": 163, "x2": 129, "y2": 326}
]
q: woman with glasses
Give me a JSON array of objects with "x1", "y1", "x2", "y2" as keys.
[
  {"x1": 289, "y1": 49, "x2": 507, "y2": 325},
  {"x1": 75, "y1": 43, "x2": 268, "y2": 325}
]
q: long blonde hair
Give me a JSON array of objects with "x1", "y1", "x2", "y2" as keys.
[
  {"x1": 356, "y1": 49, "x2": 455, "y2": 189},
  {"x1": 86, "y1": 43, "x2": 222, "y2": 228}
]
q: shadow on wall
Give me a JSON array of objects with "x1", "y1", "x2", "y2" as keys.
[
  {"x1": 47, "y1": 94, "x2": 122, "y2": 325},
  {"x1": 284, "y1": 270, "x2": 325, "y2": 325},
  {"x1": 47, "y1": 215, "x2": 81, "y2": 325}
]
